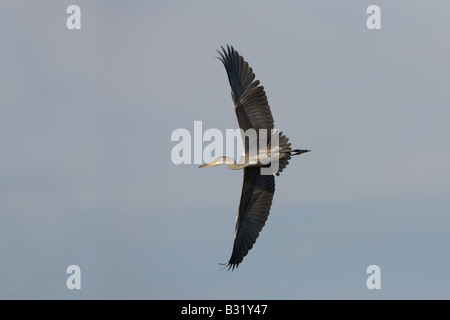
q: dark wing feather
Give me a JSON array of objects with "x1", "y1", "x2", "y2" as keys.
[
  {"x1": 217, "y1": 45, "x2": 275, "y2": 132},
  {"x1": 225, "y1": 167, "x2": 275, "y2": 270}
]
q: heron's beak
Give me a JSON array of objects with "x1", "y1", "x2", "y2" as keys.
[{"x1": 199, "y1": 163, "x2": 212, "y2": 168}]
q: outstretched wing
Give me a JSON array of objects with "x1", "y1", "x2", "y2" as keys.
[
  {"x1": 217, "y1": 45, "x2": 275, "y2": 133},
  {"x1": 225, "y1": 167, "x2": 275, "y2": 270}
]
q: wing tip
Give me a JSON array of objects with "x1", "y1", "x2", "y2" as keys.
[{"x1": 218, "y1": 262, "x2": 240, "y2": 272}]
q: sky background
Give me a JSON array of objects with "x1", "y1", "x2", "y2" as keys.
[{"x1": 1, "y1": 1, "x2": 449, "y2": 299}]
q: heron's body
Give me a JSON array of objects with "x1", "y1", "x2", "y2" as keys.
[{"x1": 200, "y1": 45, "x2": 309, "y2": 270}]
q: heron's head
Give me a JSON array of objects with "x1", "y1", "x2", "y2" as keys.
[{"x1": 199, "y1": 156, "x2": 235, "y2": 168}]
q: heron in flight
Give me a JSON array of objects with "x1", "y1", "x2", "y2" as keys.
[{"x1": 199, "y1": 45, "x2": 309, "y2": 270}]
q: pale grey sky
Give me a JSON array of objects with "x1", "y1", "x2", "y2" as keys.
[{"x1": 1, "y1": 1, "x2": 449, "y2": 299}]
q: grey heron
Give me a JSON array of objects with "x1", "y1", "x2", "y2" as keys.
[{"x1": 200, "y1": 45, "x2": 310, "y2": 270}]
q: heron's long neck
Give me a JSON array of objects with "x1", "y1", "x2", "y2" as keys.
[
  {"x1": 223, "y1": 157, "x2": 242, "y2": 170},
  {"x1": 227, "y1": 164, "x2": 245, "y2": 170}
]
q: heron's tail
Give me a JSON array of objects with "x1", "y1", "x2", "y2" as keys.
[
  {"x1": 273, "y1": 132, "x2": 291, "y2": 175},
  {"x1": 276, "y1": 133, "x2": 311, "y2": 157},
  {"x1": 271, "y1": 132, "x2": 309, "y2": 176}
]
